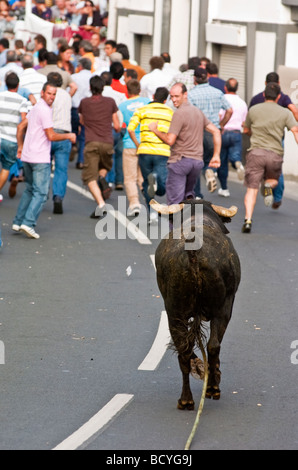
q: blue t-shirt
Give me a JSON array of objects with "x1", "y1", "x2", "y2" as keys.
[
  {"x1": 119, "y1": 96, "x2": 150, "y2": 148},
  {"x1": 209, "y1": 76, "x2": 225, "y2": 93},
  {"x1": 249, "y1": 91, "x2": 292, "y2": 109},
  {"x1": 0, "y1": 85, "x2": 31, "y2": 100}
]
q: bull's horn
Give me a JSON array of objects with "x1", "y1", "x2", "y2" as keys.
[
  {"x1": 149, "y1": 199, "x2": 185, "y2": 215},
  {"x1": 211, "y1": 204, "x2": 238, "y2": 218}
]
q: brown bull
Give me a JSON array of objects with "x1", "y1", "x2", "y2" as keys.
[{"x1": 151, "y1": 199, "x2": 241, "y2": 408}]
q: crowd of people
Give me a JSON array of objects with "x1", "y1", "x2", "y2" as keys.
[{"x1": 0, "y1": 0, "x2": 298, "y2": 248}]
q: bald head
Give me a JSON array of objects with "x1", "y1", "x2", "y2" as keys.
[
  {"x1": 225, "y1": 78, "x2": 238, "y2": 93},
  {"x1": 170, "y1": 82, "x2": 188, "y2": 108}
]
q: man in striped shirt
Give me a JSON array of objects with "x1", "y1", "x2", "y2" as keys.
[
  {"x1": 0, "y1": 72, "x2": 27, "y2": 199},
  {"x1": 188, "y1": 67, "x2": 233, "y2": 198},
  {"x1": 128, "y1": 87, "x2": 173, "y2": 223}
]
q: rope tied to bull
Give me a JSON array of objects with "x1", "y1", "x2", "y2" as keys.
[{"x1": 184, "y1": 344, "x2": 209, "y2": 450}]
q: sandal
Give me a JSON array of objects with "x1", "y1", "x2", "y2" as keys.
[{"x1": 205, "y1": 169, "x2": 217, "y2": 193}]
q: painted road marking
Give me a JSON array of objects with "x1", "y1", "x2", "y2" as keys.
[
  {"x1": 66, "y1": 180, "x2": 152, "y2": 245},
  {"x1": 150, "y1": 254, "x2": 156, "y2": 270},
  {"x1": 53, "y1": 394, "x2": 134, "y2": 450},
  {"x1": 138, "y1": 310, "x2": 170, "y2": 371},
  {"x1": 137, "y1": 255, "x2": 170, "y2": 371}
]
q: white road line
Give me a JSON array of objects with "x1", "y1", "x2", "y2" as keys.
[
  {"x1": 150, "y1": 254, "x2": 156, "y2": 271},
  {"x1": 52, "y1": 394, "x2": 134, "y2": 451},
  {"x1": 66, "y1": 180, "x2": 94, "y2": 200},
  {"x1": 138, "y1": 311, "x2": 170, "y2": 371},
  {"x1": 66, "y1": 180, "x2": 152, "y2": 245},
  {"x1": 112, "y1": 210, "x2": 152, "y2": 245}
]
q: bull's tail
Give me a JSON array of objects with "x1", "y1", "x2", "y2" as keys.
[{"x1": 169, "y1": 314, "x2": 207, "y2": 361}]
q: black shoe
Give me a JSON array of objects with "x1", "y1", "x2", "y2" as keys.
[
  {"x1": 98, "y1": 176, "x2": 112, "y2": 200},
  {"x1": 76, "y1": 162, "x2": 84, "y2": 169},
  {"x1": 90, "y1": 205, "x2": 107, "y2": 219},
  {"x1": 242, "y1": 219, "x2": 252, "y2": 233},
  {"x1": 53, "y1": 196, "x2": 63, "y2": 214}
]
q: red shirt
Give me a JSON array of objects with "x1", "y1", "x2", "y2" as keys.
[{"x1": 111, "y1": 79, "x2": 128, "y2": 98}]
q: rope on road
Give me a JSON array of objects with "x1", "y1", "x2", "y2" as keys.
[{"x1": 184, "y1": 346, "x2": 209, "y2": 450}]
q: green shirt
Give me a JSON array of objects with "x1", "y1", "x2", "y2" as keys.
[{"x1": 245, "y1": 101, "x2": 297, "y2": 156}]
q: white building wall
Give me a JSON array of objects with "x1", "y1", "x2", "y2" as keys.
[
  {"x1": 209, "y1": 0, "x2": 292, "y2": 24},
  {"x1": 108, "y1": 0, "x2": 298, "y2": 177},
  {"x1": 252, "y1": 31, "x2": 277, "y2": 96},
  {"x1": 116, "y1": 0, "x2": 154, "y2": 12},
  {"x1": 169, "y1": 0, "x2": 191, "y2": 68},
  {"x1": 285, "y1": 33, "x2": 298, "y2": 67},
  {"x1": 189, "y1": 0, "x2": 201, "y2": 57}
]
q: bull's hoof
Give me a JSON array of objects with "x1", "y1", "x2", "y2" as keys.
[
  {"x1": 177, "y1": 399, "x2": 195, "y2": 410},
  {"x1": 190, "y1": 358, "x2": 205, "y2": 380},
  {"x1": 205, "y1": 386, "x2": 221, "y2": 400}
]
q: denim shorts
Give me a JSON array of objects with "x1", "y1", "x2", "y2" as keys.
[{"x1": 0, "y1": 138, "x2": 18, "y2": 170}]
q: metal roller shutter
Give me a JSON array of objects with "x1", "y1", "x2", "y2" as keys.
[
  {"x1": 219, "y1": 45, "x2": 247, "y2": 101},
  {"x1": 139, "y1": 35, "x2": 153, "y2": 73}
]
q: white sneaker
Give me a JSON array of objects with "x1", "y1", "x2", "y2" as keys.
[
  {"x1": 235, "y1": 161, "x2": 245, "y2": 180},
  {"x1": 20, "y1": 224, "x2": 40, "y2": 239},
  {"x1": 148, "y1": 211, "x2": 158, "y2": 225},
  {"x1": 263, "y1": 183, "x2": 274, "y2": 207},
  {"x1": 127, "y1": 205, "x2": 141, "y2": 217},
  {"x1": 12, "y1": 224, "x2": 21, "y2": 232},
  {"x1": 0, "y1": 194, "x2": 3, "y2": 202},
  {"x1": 218, "y1": 188, "x2": 230, "y2": 197},
  {"x1": 147, "y1": 173, "x2": 157, "y2": 198}
]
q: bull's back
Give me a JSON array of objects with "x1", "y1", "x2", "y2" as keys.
[{"x1": 155, "y1": 225, "x2": 241, "y2": 317}]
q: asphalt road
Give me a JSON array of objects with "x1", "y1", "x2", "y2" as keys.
[{"x1": 1, "y1": 161, "x2": 298, "y2": 452}]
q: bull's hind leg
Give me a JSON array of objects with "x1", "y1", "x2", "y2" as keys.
[
  {"x1": 206, "y1": 300, "x2": 233, "y2": 400},
  {"x1": 168, "y1": 320, "x2": 196, "y2": 410},
  {"x1": 177, "y1": 354, "x2": 195, "y2": 410}
]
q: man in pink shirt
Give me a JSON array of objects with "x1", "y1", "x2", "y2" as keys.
[{"x1": 12, "y1": 82, "x2": 76, "y2": 239}]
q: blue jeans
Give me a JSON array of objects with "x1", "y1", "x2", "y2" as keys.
[
  {"x1": 51, "y1": 139, "x2": 72, "y2": 199},
  {"x1": 138, "y1": 153, "x2": 168, "y2": 209},
  {"x1": 194, "y1": 130, "x2": 215, "y2": 198},
  {"x1": 273, "y1": 173, "x2": 284, "y2": 203},
  {"x1": 13, "y1": 162, "x2": 51, "y2": 228},
  {"x1": 0, "y1": 138, "x2": 18, "y2": 170},
  {"x1": 218, "y1": 130, "x2": 242, "y2": 190},
  {"x1": 77, "y1": 125, "x2": 85, "y2": 165},
  {"x1": 9, "y1": 159, "x2": 23, "y2": 181},
  {"x1": 107, "y1": 129, "x2": 124, "y2": 184},
  {"x1": 71, "y1": 107, "x2": 85, "y2": 164}
]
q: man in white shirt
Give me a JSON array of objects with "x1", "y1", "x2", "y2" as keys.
[
  {"x1": 217, "y1": 78, "x2": 248, "y2": 197},
  {"x1": 0, "y1": 50, "x2": 23, "y2": 86},
  {"x1": 19, "y1": 53, "x2": 47, "y2": 102},
  {"x1": 161, "y1": 52, "x2": 179, "y2": 83},
  {"x1": 47, "y1": 71, "x2": 72, "y2": 214},
  {"x1": 140, "y1": 56, "x2": 171, "y2": 100},
  {"x1": 70, "y1": 57, "x2": 92, "y2": 168}
]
